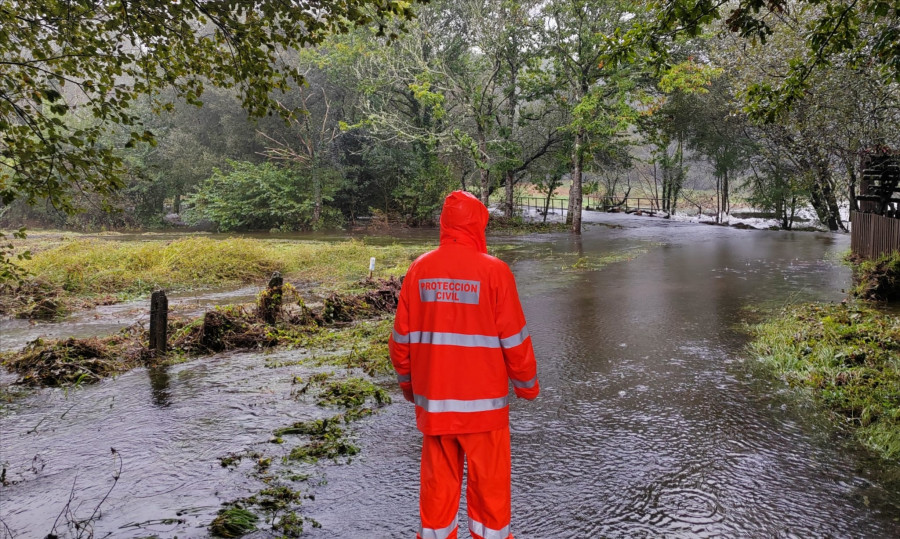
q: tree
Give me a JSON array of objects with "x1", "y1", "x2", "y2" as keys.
[
  {"x1": 185, "y1": 160, "x2": 340, "y2": 231},
  {"x1": 542, "y1": 0, "x2": 639, "y2": 234},
  {"x1": 0, "y1": 0, "x2": 421, "y2": 280},
  {"x1": 621, "y1": 0, "x2": 900, "y2": 122},
  {"x1": 707, "y1": 10, "x2": 900, "y2": 231}
]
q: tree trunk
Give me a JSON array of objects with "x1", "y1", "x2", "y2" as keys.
[
  {"x1": 505, "y1": 170, "x2": 515, "y2": 219},
  {"x1": 847, "y1": 158, "x2": 859, "y2": 213},
  {"x1": 543, "y1": 192, "x2": 552, "y2": 223},
  {"x1": 661, "y1": 161, "x2": 670, "y2": 213},
  {"x1": 715, "y1": 175, "x2": 722, "y2": 223},
  {"x1": 571, "y1": 128, "x2": 584, "y2": 234},
  {"x1": 313, "y1": 174, "x2": 322, "y2": 226},
  {"x1": 723, "y1": 167, "x2": 730, "y2": 216},
  {"x1": 478, "y1": 132, "x2": 490, "y2": 207},
  {"x1": 479, "y1": 168, "x2": 491, "y2": 207},
  {"x1": 821, "y1": 172, "x2": 846, "y2": 231}
]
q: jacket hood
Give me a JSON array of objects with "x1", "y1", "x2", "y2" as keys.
[{"x1": 439, "y1": 191, "x2": 488, "y2": 253}]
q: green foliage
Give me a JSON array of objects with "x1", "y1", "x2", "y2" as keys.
[
  {"x1": 619, "y1": 0, "x2": 900, "y2": 121},
  {"x1": 209, "y1": 507, "x2": 259, "y2": 538},
  {"x1": 0, "y1": 0, "x2": 424, "y2": 218},
  {"x1": 849, "y1": 251, "x2": 900, "y2": 302},
  {"x1": 185, "y1": 161, "x2": 343, "y2": 231},
  {"x1": 317, "y1": 378, "x2": 391, "y2": 408},
  {"x1": 749, "y1": 302, "x2": 900, "y2": 460},
  {"x1": 11, "y1": 235, "x2": 422, "y2": 310},
  {"x1": 744, "y1": 162, "x2": 807, "y2": 229},
  {"x1": 0, "y1": 228, "x2": 31, "y2": 284},
  {"x1": 282, "y1": 416, "x2": 361, "y2": 463}
]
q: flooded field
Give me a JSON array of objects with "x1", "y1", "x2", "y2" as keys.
[{"x1": 2, "y1": 213, "x2": 899, "y2": 538}]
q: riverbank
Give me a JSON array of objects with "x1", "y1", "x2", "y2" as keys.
[
  {"x1": 749, "y1": 301, "x2": 900, "y2": 461},
  {"x1": 1, "y1": 277, "x2": 401, "y2": 388},
  {"x1": 0, "y1": 233, "x2": 428, "y2": 319}
]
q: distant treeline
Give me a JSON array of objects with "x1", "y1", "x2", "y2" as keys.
[{"x1": 4, "y1": 0, "x2": 899, "y2": 233}]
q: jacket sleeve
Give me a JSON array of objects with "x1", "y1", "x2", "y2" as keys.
[
  {"x1": 495, "y1": 264, "x2": 540, "y2": 400},
  {"x1": 389, "y1": 275, "x2": 413, "y2": 397}
]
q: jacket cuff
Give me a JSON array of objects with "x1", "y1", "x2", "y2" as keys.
[{"x1": 514, "y1": 381, "x2": 539, "y2": 400}]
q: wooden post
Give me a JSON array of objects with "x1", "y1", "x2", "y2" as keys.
[{"x1": 149, "y1": 290, "x2": 168, "y2": 355}]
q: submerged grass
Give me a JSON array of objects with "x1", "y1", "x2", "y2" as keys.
[
  {"x1": 209, "y1": 507, "x2": 258, "y2": 537},
  {"x1": 2, "y1": 279, "x2": 402, "y2": 388},
  {"x1": 1, "y1": 235, "x2": 426, "y2": 317},
  {"x1": 749, "y1": 302, "x2": 900, "y2": 461}
]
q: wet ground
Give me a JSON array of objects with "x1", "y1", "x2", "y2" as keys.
[
  {"x1": 2, "y1": 212, "x2": 900, "y2": 538},
  {"x1": 0, "y1": 285, "x2": 261, "y2": 354}
]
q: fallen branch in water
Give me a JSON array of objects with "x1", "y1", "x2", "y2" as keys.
[{"x1": 47, "y1": 448, "x2": 122, "y2": 539}]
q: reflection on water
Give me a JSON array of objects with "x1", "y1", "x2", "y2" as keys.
[
  {"x1": 2, "y1": 213, "x2": 899, "y2": 538},
  {"x1": 148, "y1": 366, "x2": 172, "y2": 408}
]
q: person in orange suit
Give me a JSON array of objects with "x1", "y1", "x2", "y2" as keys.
[{"x1": 389, "y1": 190, "x2": 540, "y2": 539}]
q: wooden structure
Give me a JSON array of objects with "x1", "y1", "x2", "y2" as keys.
[
  {"x1": 514, "y1": 195, "x2": 664, "y2": 215},
  {"x1": 149, "y1": 290, "x2": 168, "y2": 354},
  {"x1": 851, "y1": 152, "x2": 900, "y2": 259}
]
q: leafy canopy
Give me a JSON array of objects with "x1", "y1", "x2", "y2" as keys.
[
  {"x1": 619, "y1": 0, "x2": 900, "y2": 121},
  {"x1": 0, "y1": 0, "x2": 422, "y2": 213}
]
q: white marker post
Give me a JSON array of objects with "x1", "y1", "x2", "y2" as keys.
[{"x1": 369, "y1": 257, "x2": 376, "y2": 279}]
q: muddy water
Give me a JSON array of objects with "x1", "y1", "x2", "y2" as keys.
[{"x1": 2, "y1": 213, "x2": 900, "y2": 538}]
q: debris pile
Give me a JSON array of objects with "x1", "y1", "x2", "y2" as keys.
[
  {"x1": 4, "y1": 327, "x2": 148, "y2": 387},
  {"x1": 2, "y1": 278, "x2": 404, "y2": 388}
]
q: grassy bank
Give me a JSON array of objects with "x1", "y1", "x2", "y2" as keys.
[
  {"x1": 1, "y1": 234, "x2": 428, "y2": 318},
  {"x1": 749, "y1": 302, "x2": 900, "y2": 461}
]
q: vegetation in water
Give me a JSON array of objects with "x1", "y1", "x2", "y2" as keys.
[
  {"x1": 209, "y1": 508, "x2": 259, "y2": 538},
  {"x1": 749, "y1": 302, "x2": 900, "y2": 461},
  {"x1": 211, "y1": 372, "x2": 388, "y2": 535},
  {"x1": 566, "y1": 248, "x2": 652, "y2": 271},
  {"x1": 1, "y1": 328, "x2": 149, "y2": 387},
  {"x1": 847, "y1": 252, "x2": 900, "y2": 302},
  {"x1": 1, "y1": 278, "x2": 401, "y2": 388},
  {"x1": 317, "y1": 378, "x2": 391, "y2": 408},
  {"x1": 487, "y1": 216, "x2": 571, "y2": 234}
]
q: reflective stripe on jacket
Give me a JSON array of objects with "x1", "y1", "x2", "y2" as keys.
[{"x1": 389, "y1": 191, "x2": 540, "y2": 435}]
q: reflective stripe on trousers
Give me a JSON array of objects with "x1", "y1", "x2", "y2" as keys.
[
  {"x1": 393, "y1": 327, "x2": 529, "y2": 349},
  {"x1": 414, "y1": 394, "x2": 508, "y2": 413},
  {"x1": 419, "y1": 516, "x2": 458, "y2": 539},
  {"x1": 469, "y1": 517, "x2": 510, "y2": 539}
]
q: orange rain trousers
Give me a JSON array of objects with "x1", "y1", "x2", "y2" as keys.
[{"x1": 417, "y1": 428, "x2": 513, "y2": 539}]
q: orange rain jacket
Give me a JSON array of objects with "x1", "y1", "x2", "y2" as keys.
[{"x1": 389, "y1": 191, "x2": 540, "y2": 436}]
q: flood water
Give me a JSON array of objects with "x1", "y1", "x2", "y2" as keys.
[{"x1": 3, "y1": 213, "x2": 900, "y2": 538}]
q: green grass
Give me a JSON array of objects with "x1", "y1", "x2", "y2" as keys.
[
  {"x1": 317, "y1": 377, "x2": 391, "y2": 408},
  {"x1": 209, "y1": 507, "x2": 258, "y2": 537},
  {"x1": 1, "y1": 234, "x2": 427, "y2": 318},
  {"x1": 749, "y1": 302, "x2": 900, "y2": 461},
  {"x1": 848, "y1": 251, "x2": 900, "y2": 301},
  {"x1": 19, "y1": 236, "x2": 425, "y2": 296}
]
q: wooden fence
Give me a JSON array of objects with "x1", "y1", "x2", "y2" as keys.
[
  {"x1": 514, "y1": 196, "x2": 665, "y2": 214},
  {"x1": 516, "y1": 196, "x2": 569, "y2": 215},
  {"x1": 851, "y1": 211, "x2": 900, "y2": 259}
]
